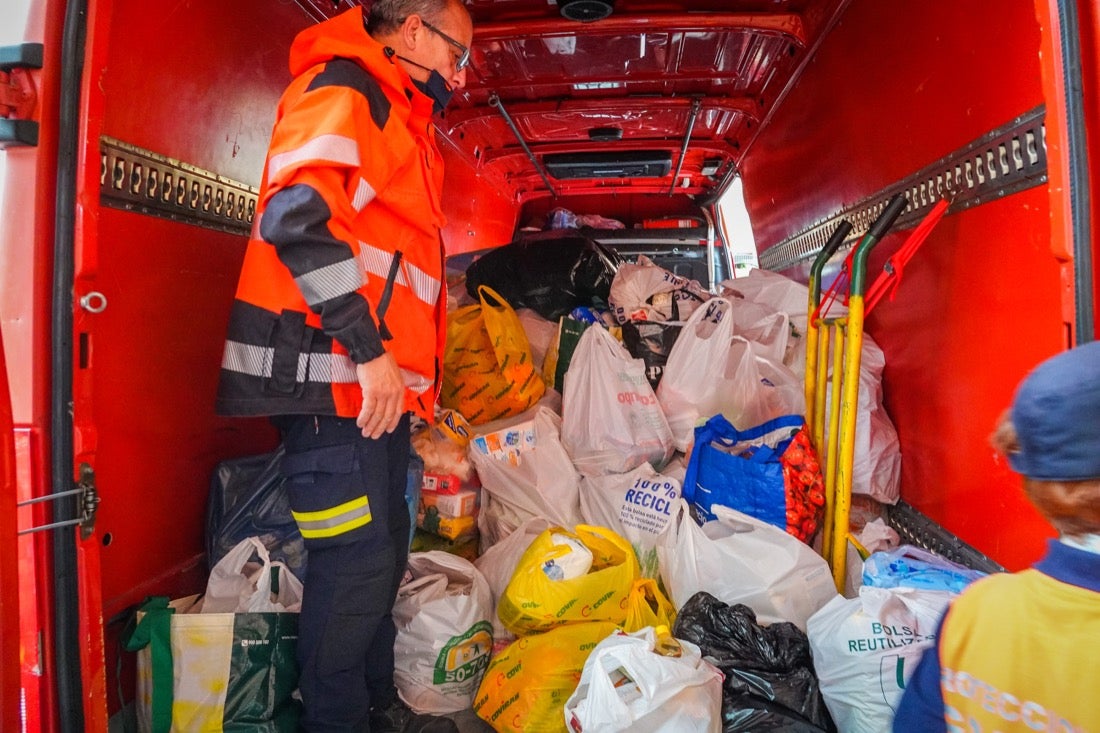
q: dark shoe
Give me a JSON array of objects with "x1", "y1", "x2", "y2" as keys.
[{"x1": 369, "y1": 698, "x2": 459, "y2": 733}]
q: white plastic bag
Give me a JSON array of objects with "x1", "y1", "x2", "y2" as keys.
[
  {"x1": 562, "y1": 325, "x2": 674, "y2": 475},
  {"x1": 201, "y1": 536, "x2": 304, "y2": 614},
  {"x1": 657, "y1": 298, "x2": 737, "y2": 451},
  {"x1": 807, "y1": 585, "x2": 954, "y2": 733},
  {"x1": 726, "y1": 298, "x2": 790, "y2": 364},
  {"x1": 579, "y1": 464, "x2": 681, "y2": 579},
  {"x1": 657, "y1": 502, "x2": 837, "y2": 631},
  {"x1": 469, "y1": 406, "x2": 582, "y2": 550},
  {"x1": 393, "y1": 552, "x2": 494, "y2": 714},
  {"x1": 659, "y1": 299, "x2": 804, "y2": 450},
  {"x1": 564, "y1": 627, "x2": 723, "y2": 733},
  {"x1": 608, "y1": 255, "x2": 709, "y2": 324},
  {"x1": 719, "y1": 337, "x2": 805, "y2": 431},
  {"x1": 721, "y1": 268, "x2": 820, "y2": 372},
  {"x1": 824, "y1": 336, "x2": 902, "y2": 503}
]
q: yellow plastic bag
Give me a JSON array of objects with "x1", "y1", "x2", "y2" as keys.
[
  {"x1": 497, "y1": 525, "x2": 639, "y2": 635},
  {"x1": 621, "y1": 578, "x2": 677, "y2": 633},
  {"x1": 472, "y1": 621, "x2": 620, "y2": 733},
  {"x1": 442, "y1": 286, "x2": 545, "y2": 425}
]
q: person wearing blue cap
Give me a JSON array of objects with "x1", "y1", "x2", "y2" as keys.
[{"x1": 893, "y1": 340, "x2": 1100, "y2": 733}]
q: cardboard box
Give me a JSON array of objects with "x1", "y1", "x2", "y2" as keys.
[
  {"x1": 470, "y1": 419, "x2": 536, "y2": 466},
  {"x1": 420, "y1": 489, "x2": 479, "y2": 518},
  {"x1": 422, "y1": 472, "x2": 464, "y2": 495}
]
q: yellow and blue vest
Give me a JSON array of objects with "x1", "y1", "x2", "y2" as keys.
[{"x1": 893, "y1": 540, "x2": 1100, "y2": 732}]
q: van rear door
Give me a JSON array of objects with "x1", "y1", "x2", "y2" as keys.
[{"x1": 0, "y1": 313, "x2": 20, "y2": 733}]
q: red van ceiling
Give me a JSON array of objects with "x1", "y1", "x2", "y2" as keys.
[{"x1": 294, "y1": 0, "x2": 847, "y2": 202}]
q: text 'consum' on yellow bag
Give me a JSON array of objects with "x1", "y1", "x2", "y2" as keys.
[
  {"x1": 497, "y1": 524, "x2": 640, "y2": 636},
  {"x1": 473, "y1": 621, "x2": 620, "y2": 733},
  {"x1": 442, "y1": 285, "x2": 545, "y2": 425}
]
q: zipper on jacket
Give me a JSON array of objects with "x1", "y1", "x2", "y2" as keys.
[{"x1": 375, "y1": 249, "x2": 403, "y2": 341}]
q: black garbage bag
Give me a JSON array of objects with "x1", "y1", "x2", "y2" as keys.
[
  {"x1": 464, "y1": 232, "x2": 623, "y2": 320},
  {"x1": 673, "y1": 592, "x2": 835, "y2": 733},
  {"x1": 621, "y1": 320, "x2": 682, "y2": 389},
  {"x1": 207, "y1": 448, "x2": 426, "y2": 584},
  {"x1": 205, "y1": 446, "x2": 308, "y2": 582}
]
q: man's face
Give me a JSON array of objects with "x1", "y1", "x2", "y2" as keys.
[{"x1": 404, "y1": 4, "x2": 473, "y2": 91}]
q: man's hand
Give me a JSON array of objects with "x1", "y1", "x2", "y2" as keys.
[{"x1": 355, "y1": 352, "x2": 405, "y2": 439}]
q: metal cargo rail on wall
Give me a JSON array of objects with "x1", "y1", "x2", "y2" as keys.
[{"x1": 760, "y1": 107, "x2": 1048, "y2": 271}]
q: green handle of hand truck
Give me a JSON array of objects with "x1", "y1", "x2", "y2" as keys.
[
  {"x1": 850, "y1": 193, "x2": 908, "y2": 296},
  {"x1": 809, "y1": 220, "x2": 853, "y2": 305}
]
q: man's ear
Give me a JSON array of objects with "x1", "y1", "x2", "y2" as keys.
[{"x1": 398, "y1": 14, "x2": 424, "y2": 53}]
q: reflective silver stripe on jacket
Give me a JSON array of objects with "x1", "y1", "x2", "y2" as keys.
[
  {"x1": 222, "y1": 341, "x2": 434, "y2": 393},
  {"x1": 221, "y1": 341, "x2": 358, "y2": 383},
  {"x1": 294, "y1": 258, "x2": 363, "y2": 306},
  {"x1": 358, "y1": 242, "x2": 440, "y2": 308},
  {"x1": 351, "y1": 177, "x2": 376, "y2": 212},
  {"x1": 267, "y1": 134, "x2": 360, "y2": 185}
]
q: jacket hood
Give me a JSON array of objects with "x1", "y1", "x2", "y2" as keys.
[{"x1": 289, "y1": 7, "x2": 401, "y2": 85}]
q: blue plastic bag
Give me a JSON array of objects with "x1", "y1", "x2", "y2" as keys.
[
  {"x1": 682, "y1": 413, "x2": 804, "y2": 529},
  {"x1": 862, "y1": 545, "x2": 986, "y2": 593}
]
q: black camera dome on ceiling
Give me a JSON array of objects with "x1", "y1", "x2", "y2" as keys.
[{"x1": 558, "y1": 0, "x2": 615, "y2": 22}]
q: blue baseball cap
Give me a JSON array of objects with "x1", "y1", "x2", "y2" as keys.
[{"x1": 1008, "y1": 341, "x2": 1100, "y2": 481}]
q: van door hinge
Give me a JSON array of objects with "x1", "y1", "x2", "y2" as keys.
[
  {"x1": 18, "y1": 463, "x2": 101, "y2": 539},
  {"x1": 0, "y1": 42, "x2": 43, "y2": 149}
]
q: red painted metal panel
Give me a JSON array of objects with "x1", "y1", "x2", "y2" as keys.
[
  {"x1": 865, "y1": 189, "x2": 1060, "y2": 570},
  {"x1": 440, "y1": 144, "x2": 518, "y2": 256},
  {"x1": 95, "y1": 1, "x2": 308, "y2": 186},
  {"x1": 0, "y1": 304, "x2": 22, "y2": 733},
  {"x1": 85, "y1": 209, "x2": 280, "y2": 618},
  {"x1": 2, "y1": 0, "x2": 68, "y2": 730},
  {"x1": 81, "y1": 0, "x2": 305, "y2": 594},
  {"x1": 744, "y1": 0, "x2": 1057, "y2": 569},
  {"x1": 744, "y1": 0, "x2": 1046, "y2": 251}
]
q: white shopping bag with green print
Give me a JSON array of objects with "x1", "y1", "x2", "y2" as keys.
[{"x1": 394, "y1": 551, "x2": 494, "y2": 714}]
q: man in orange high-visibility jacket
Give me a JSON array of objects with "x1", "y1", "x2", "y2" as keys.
[
  {"x1": 216, "y1": 1, "x2": 471, "y2": 730},
  {"x1": 893, "y1": 341, "x2": 1100, "y2": 733}
]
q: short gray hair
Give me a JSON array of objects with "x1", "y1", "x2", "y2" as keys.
[{"x1": 366, "y1": 0, "x2": 454, "y2": 35}]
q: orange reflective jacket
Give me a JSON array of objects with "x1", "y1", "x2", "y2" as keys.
[{"x1": 216, "y1": 7, "x2": 447, "y2": 421}]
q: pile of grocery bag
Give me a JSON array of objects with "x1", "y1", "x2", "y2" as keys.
[{"x1": 130, "y1": 233, "x2": 985, "y2": 732}]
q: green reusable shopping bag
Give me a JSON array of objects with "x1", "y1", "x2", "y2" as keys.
[{"x1": 124, "y1": 594, "x2": 300, "y2": 732}]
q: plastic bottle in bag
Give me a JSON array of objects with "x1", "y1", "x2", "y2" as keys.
[{"x1": 653, "y1": 624, "x2": 683, "y2": 658}]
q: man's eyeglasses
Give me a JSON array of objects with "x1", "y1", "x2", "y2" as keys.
[{"x1": 421, "y1": 20, "x2": 471, "y2": 72}]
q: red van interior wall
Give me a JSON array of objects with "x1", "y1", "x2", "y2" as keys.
[{"x1": 740, "y1": 0, "x2": 1059, "y2": 570}]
